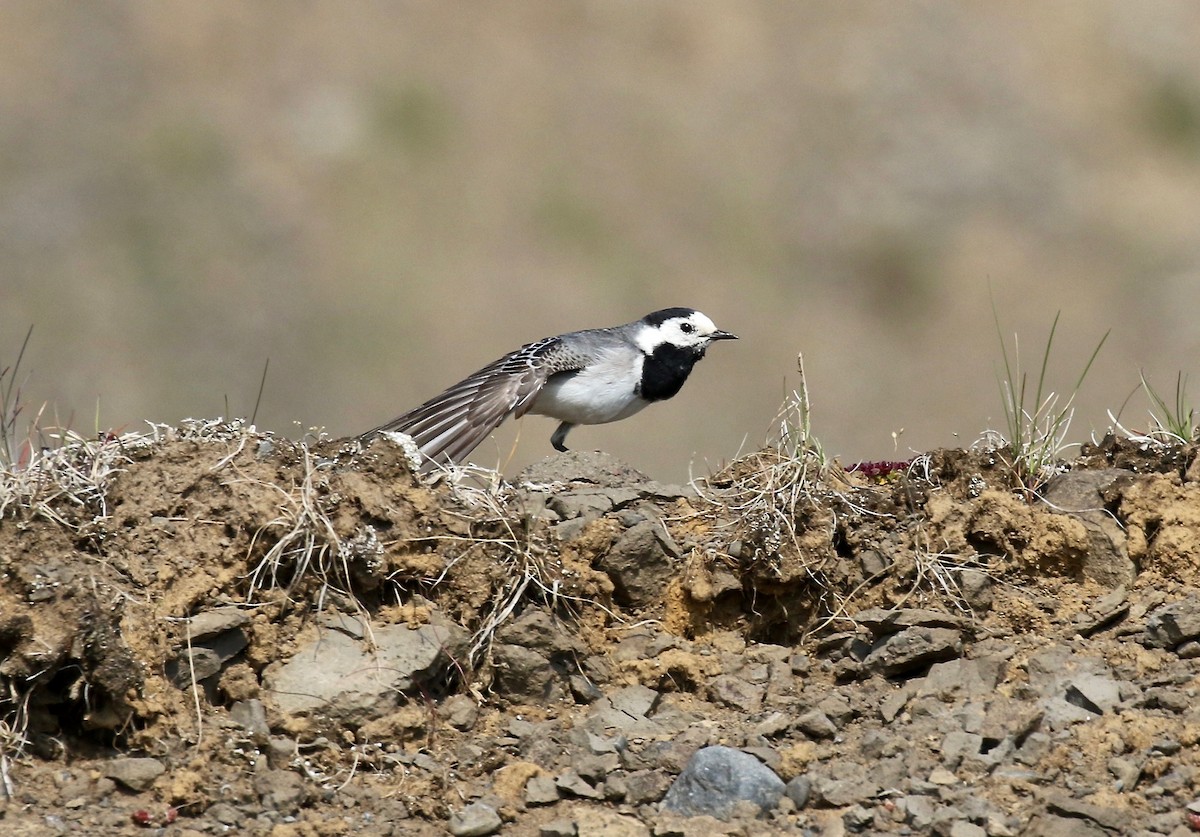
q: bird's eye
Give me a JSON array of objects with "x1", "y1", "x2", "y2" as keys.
[{"x1": 680, "y1": 322, "x2": 695, "y2": 334}]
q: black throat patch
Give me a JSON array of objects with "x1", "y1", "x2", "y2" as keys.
[{"x1": 638, "y1": 342, "x2": 705, "y2": 402}]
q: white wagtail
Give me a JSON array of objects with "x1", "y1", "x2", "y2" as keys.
[{"x1": 362, "y1": 307, "x2": 737, "y2": 469}]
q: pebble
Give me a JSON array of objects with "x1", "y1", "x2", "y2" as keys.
[
  {"x1": 525, "y1": 775, "x2": 560, "y2": 805},
  {"x1": 448, "y1": 802, "x2": 503, "y2": 837},
  {"x1": 100, "y1": 758, "x2": 165, "y2": 792},
  {"x1": 555, "y1": 769, "x2": 603, "y2": 799},
  {"x1": 796, "y1": 709, "x2": 837, "y2": 740}
]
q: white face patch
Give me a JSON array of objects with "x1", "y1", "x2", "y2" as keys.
[{"x1": 634, "y1": 311, "x2": 722, "y2": 354}]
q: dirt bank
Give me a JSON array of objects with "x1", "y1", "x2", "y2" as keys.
[{"x1": 2, "y1": 421, "x2": 1199, "y2": 835}]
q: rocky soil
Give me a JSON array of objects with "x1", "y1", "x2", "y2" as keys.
[{"x1": 2, "y1": 421, "x2": 1200, "y2": 836}]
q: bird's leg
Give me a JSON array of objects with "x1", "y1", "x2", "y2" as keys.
[{"x1": 551, "y1": 422, "x2": 573, "y2": 452}]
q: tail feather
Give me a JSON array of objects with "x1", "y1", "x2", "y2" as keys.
[{"x1": 360, "y1": 335, "x2": 569, "y2": 469}]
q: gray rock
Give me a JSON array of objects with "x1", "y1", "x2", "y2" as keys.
[
  {"x1": 1107, "y1": 756, "x2": 1141, "y2": 791},
  {"x1": 166, "y1": 646, "x2": 223, "y2": 687},
  {"x1": 941, "y1": 730, "x2": 984, "y2": 769},
  {"x1": 438, "y1": 694, "x2": 479, "y2": 730},
  {"x1": 623, "y1": 770, "x2": 670, "y2": 805},
  {"x1": 569, "y1": 674, "x2": 603, "y2": 704},
  {"x1": 1026, "y1": 647, "x2": 1127, "y2": 728},
  {"x1": 809, "y1": 762, "x2": 880, "y2": 808},
  {"x1": 229, "y1": 699, "x2": 270, "y2": 742},
  {"x1": 843, "y1": 805, "x2": 875, "y2": 830},
  {"x1": 863, "y1": 627, "x2": 963, "y2": 677},
  {"x1": 739, "y1": 746, "x2": 781, "y2": 773},
  {"x1": 796, "y1": 709, "x2": 837, "y2": 740},
  {"x1": 492, "y1": 643, "x2": 559, "y2": 701},
  {"x1": 752, "y1": 711, "x2": 792, "y2": 738},
  {"x1": 609, "y1": 684, "x2": 660, "y2": 718},
  {"x1": 917, "y1": 656, "x2": 1007, "y2": 699},
  {"x1": 1044, "y1": 794, "x2": 1129, "y2": 834},
  {"x1": 959, "y1": 568, "x2": 994, "y2": 611},
  {"x1": 1070, "y1": 586, "x2": 1129, "y2": 637},
  {"x1": 880, "y1": 686, "x2": 913, "y2": 722},
  {"x1": 253, "y1": 769, "x2": 307, "y2": 814},
  {"x1": 855, "y1": 608, "x2": 966, "y2": 636},
  {"x1": 660, "y1": 745, "x2": 784, "y2": 820},
  {"x1": 556, "y1": 769, "x2": 602, "y2": 799},
  {"x1": 167, "y1": 608, "x2": 251, "y2": 690},
  {"x1": 979, "y1": 699, "x2": 1043, "y2": 747},
  {"x1": 264, "y1": 621, "x2": 465, "y2": 721},
  {"x1": 320, "y1": 610, "x2": 369, "y2": 639},
  {"x1": 525, "y1": 775, "x2": 560, "y2": 806},
  {"x1": 789, "y1": 652, "x2": 811, "y2": 674},
  {"x1": 448, "y1": 801, "x2": 503, "y2": 837},
  {"x1": 1143, "y1": 595, "x2": 1200, "y2": 650},
  {"x1": 707, "y1": 675, "x2": 764, "y2": 712},
  {"x1": 180, "y1": 607, "x2": 251, "y2": 641},
  {"x1": 520, "y1": 450, "x2": 689, "y2": 501},
  {"x1": 573, "y1": 752, "x2": 620, "y2": 783},
  {"x1": 816, "y1": 692, "x2": 854, "y2": 725},
  {"x1": 266, "y1": 736, "x2": 296, "y2": 768},
  {"x1": 783, "y1": 776, "x2": 811, "y2": 808},
  {"x1": 520, "y1": 449, "x2": 651, "y2": 488},
  {"x1": 581, "y1": 731, "x2": 625, "y2": 754},
  {"x1": 949, "y1": 821, "x2": 987, "y2": 837},
  {"x1": 1065, "y1": 672, "x2": 1121, "y2": 715},
  {"x1": 599, "y1": 520, "x2": 680, "y2": 608},
  {"x1": 1014, "y1": 732, "x2": 1052, "y2": 765},
  {"x1": 1040, "y1": 469, "x2": 1136, "y2": 586},
  {"x1": 205, "y1": 802, "x2": 243, "y2": 826},
  {"x1": 496, "y1": 608, "x2": 584, "y2": 656},
  {"x1": 860, "y1": 548, "x2": 890, "y2": 577},
  {"x1": 622, "y1": 738, "x2": 698, "y2": 773},
  {"x1": 860, "y1": 729, "x2": 901, "y2": 760},
  {"x1": 906, "y1": 795, "x2": 935, "y2": 828},
  {"x1": 612, "y1": 630, "x2": 678, "y2": 663},
  {"x1": 101, "y1": 757, "x2": 165, "y2": 792}
]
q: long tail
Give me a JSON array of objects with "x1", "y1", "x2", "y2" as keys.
[{"x1": 360, "y1": 358, "x2": 524, "y2": 469}]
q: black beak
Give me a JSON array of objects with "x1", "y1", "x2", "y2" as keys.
[{"x1": 710, "y1": 330, "x2": 738, "y2": 341}]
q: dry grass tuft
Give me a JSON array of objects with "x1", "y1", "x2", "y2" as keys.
[
  {"x1": 243, "y1": 440, "x2": 345, "y2": 601},
  {"x1": 429, "y1": 462, "x2": 597, "y2": 665},
  {"x1": 0, "y1": 429, "x2": 147, "y2": 529},
  {"x1": 696, "y1": 354, "x2": 839, "y2": 572}
]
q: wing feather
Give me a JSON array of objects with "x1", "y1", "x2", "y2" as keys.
[{"x1": 362, "y1": 336, "x2": 581, "y2": 468}]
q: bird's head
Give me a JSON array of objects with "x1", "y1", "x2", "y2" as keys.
[{"x1": 634, "y1": 307, "x2": 738, "y2": 355}]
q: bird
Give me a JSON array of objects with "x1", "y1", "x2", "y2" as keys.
[{"x1": 361, "y1": 307, "x2": 737, "y2": 469}]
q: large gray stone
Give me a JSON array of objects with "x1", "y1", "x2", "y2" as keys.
[
  {"x1": 599, "y1": 519, "x2": 680, "y2": 608},
  {"x1": 917, "y1": 655, "x2": 1008, "y2": 699},
  {"x1": 855, "y1": 608, "x2": 966, "y2": 637},
  {"x1": 101, "y1": 757, "x2": 165, "y2": 792},
  {"x1": 264, "y1": 620, "x2": 465, "y2": 721},
  {"x1": 660, "y1": 745, "x2": 784, "y2": 820},
  {"x1": 1040, "y1": 469, "x2": 1136, "y2": 587},
  {"x1": 863, "y1": 626, "x2": 963, "y2": 677},
  {"x1": 448, "y1": 802, "x2": 502, "y2": 837},
  {"x1": 180, "y1": 607, "x2": 251, "y2": 640},
  {"x1": 492, "y1": 643, "x2": 558, "y2": 701},
  {"x1": 1025, "y1": 646, "x2": 1130, "y2": 729},
  {"x1": 1143, "y1": 595, "x2": 1200, "y2": 650},
  {"x1": 808, "y1": 761, "x2": 880, "y2": 808}
]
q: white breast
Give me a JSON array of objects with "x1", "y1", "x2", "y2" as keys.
[{"x1": 528, "y1": 353, "x2": 648, "y2": 425}]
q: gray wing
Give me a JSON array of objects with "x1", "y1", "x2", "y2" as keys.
[{"x1": 362, "y1": 335, "x2": 589, "y2": 468}]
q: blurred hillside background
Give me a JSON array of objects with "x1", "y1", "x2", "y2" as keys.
[{"x1": 3, "y1": 3, "x2": 1200, "y2": 481}]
